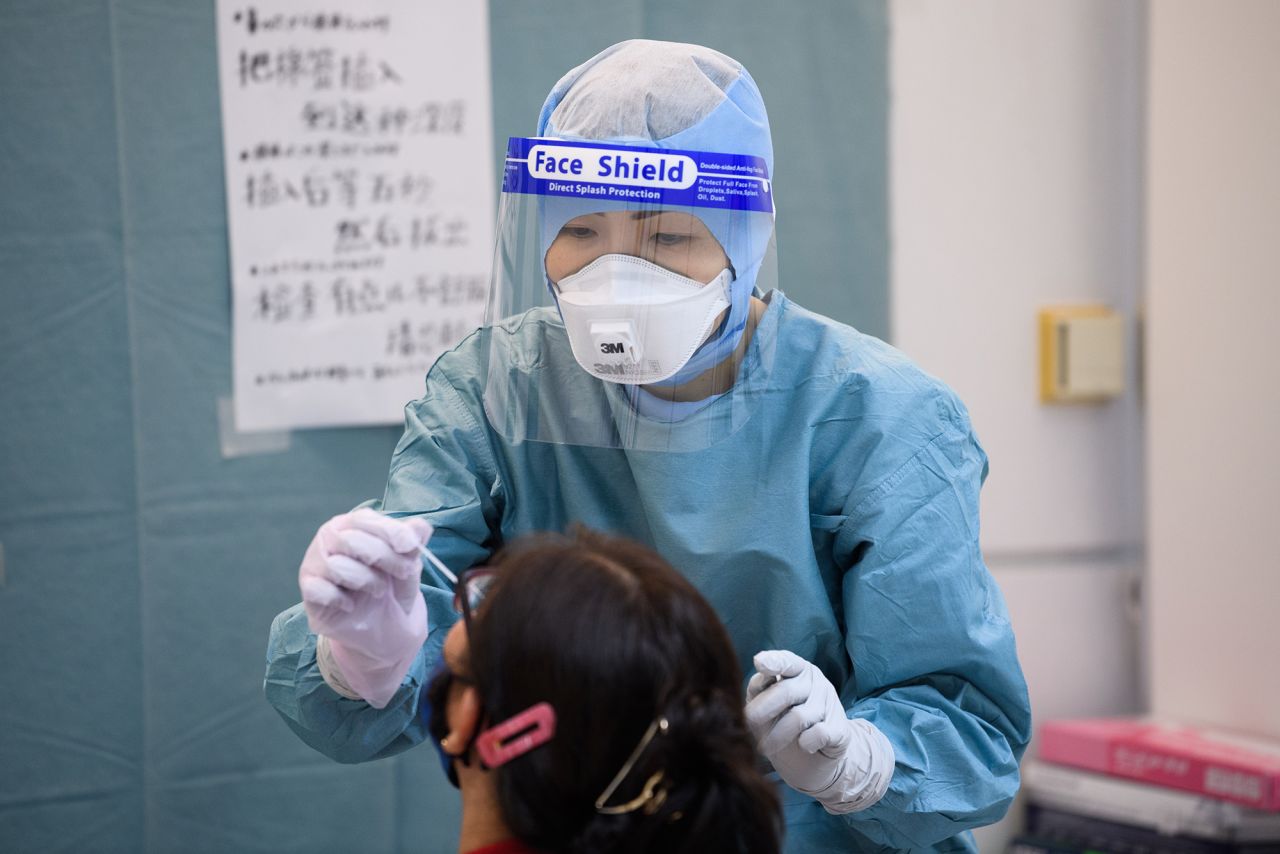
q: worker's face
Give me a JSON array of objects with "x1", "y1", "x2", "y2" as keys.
[{"x1": 544, "y1": 210, "x2": 730, "y2": 285}]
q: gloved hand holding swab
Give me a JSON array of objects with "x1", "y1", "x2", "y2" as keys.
[{"x1": 297, "y1": 508, "x2": 434, "y2": 708}]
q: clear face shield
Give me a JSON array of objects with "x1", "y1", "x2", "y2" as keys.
[{"x1": 481, "y1": 137, "x2": 777, "y2": 451}]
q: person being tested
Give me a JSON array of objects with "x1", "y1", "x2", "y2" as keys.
[
  {"x1": 266, "y1": 39, "x2": 1032, "y2": 852},
  {"x1": 425, "y1": 526, "x2": 780, "y2": 854}
]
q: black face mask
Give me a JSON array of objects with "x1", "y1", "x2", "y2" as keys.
[{"x1": 422, "y1": 662, "x2": 474, "y2": 788}]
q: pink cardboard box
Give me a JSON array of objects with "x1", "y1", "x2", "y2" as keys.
[{"x1": 1039, "y1": 717, "x2": 1280, "y2": 812}]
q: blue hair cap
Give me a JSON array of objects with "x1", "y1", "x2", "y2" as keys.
[{"x1": 537, "y1": 39, "x2": 773, "y2": 177}]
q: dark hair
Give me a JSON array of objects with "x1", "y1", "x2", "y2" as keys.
[{"x1": 465, "y1": 526, "x2": 781, "y2": 854}]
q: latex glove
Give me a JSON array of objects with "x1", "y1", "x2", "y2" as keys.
[
  {"x1": 745, "y1": 650, "x2": 895, "y2": 814},
  {"x1": 299, "y1": 508, "x2": 433, "y2": 709}
]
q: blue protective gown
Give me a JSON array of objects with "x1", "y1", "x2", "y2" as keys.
[{"x1": 265, "y1": 292, "x2": 1031, "y2": 852}]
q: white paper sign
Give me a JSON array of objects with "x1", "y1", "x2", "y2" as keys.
[{"x1": 217, "y1": 1, "x2": 493, "y2": 430}]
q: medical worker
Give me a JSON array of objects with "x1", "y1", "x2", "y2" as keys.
[{"x1": 266, "y1": 40, "x2": 1031, "y2": 853}]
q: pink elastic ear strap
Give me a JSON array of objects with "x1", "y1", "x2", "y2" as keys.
[{"x1": 475, "y1": 702, "x2": 557, "y2": 768}]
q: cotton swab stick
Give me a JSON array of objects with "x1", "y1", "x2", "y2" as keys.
[{"x1": 418, "y1": 542, "x2": 458, "y2": 586}]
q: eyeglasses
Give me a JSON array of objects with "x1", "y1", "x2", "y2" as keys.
[{"x1": 454, "y1": 567, "x2": 498, "y2": 632}]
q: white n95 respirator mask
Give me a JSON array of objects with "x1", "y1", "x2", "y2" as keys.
[{"x1": 553, "y1": 254, "x2": 733, "y2": 385}]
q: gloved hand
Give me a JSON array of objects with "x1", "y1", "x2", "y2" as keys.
[
  {"x1": 745, "y1": 650, "x2": 895, "y2": 814},
  {"x1": 299, "y1": 508, "x2": 433, "y2": 709}
]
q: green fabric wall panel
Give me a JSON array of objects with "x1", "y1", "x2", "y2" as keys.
[
  {"x1": 149, "y1": 764, "x2": 399, "y2": 853},
  {"x1": 0, "y1": 793, "x2": 145, "y2": 854},
  {"x1": 393, "y1": 752, "x2": 463, "y2": 854},
  {"x1": 0, "y1": 2, "x2": 889, "y2": 850},
  {"x1": 0, "y1": 3, "x2": 145, "y2": 851},
  {"x1": 0, "y1": 2, "x2": 125, "y2": 236},
  {"x1": 0, "y1": 522, "x2": 145, "y2": 853}
]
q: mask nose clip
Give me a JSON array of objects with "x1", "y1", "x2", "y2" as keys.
[{"x1": 591, "y1": 320, "x2": 641, "y2": 364}]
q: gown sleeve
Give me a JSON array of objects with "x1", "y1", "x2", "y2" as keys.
[
  {"x1": 263, "y1": 353, "x2": 504, "y2": 764},
  {"x1": 831, "y1": 412, "x2": 1033, "y2": 849}
]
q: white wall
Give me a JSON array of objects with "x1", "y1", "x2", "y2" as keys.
[
  {"x1": 889, "y1": 1, "x2": 1147, "y2": 848},
  {"x1": 1145, "y1": 1, "x2": 1280, "y2": 740}
]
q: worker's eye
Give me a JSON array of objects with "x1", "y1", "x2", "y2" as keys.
[
  {"x1": 653, "y1": 231, "x2": 691, "y2": 247},
  {"x1": 559, "y1": 226, "x2": 596, "y2": 240}
]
